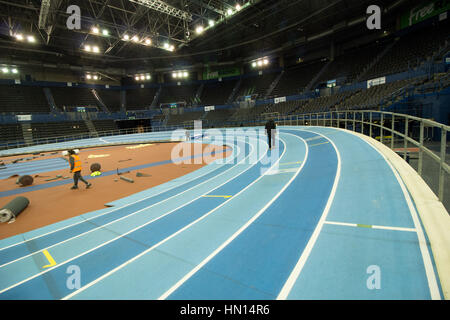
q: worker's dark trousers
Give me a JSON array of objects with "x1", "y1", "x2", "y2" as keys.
[
  {"x1": 267, "y1": 131, "x2": 274, "y2": 149},
  {"x1": 73, "y1": 171, "x2": 89, "y2": 187}
]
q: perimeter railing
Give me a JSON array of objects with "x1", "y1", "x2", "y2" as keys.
[{"x1": 272, "y1": 110, "x2": 449, "y2": 210}]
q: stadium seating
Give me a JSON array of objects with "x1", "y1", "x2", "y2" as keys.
[
  {"x1": 96, "y1": 89, "x2": 122, "y2": 112},
  {"x1": 50, "y1": 87, "x2": 100, "y2": 110},
  {"x1": 199, "y1": 80, "x2": 238, "y2": 106},
  {"x1": 166, "y1": 111, "x2": 204, "y2": 127},
  {"x1": 126, "y1": 87, "x2": 159, "y2": 110},
  {"x1": 30, "y1": 121, "x2": 90, "y2": 140},
  {"x1": 91, "y1": 120, "x2": 118, "y2": 133},
  {"x1": 0, "y1": 124, "x2": 24, "y2": 143},
  {"x1": 272, "y1": 60, "x2": 327, "y2": 97},
  {"x1": 363, "y1": 23, "x2": 450, "y2": 81},
  {"x1": 158, "y1": 83, "x2": 199, "y2": 105},
  {"x1": 235, "y1": 72, "x2": 280, "y2": 100},
  {"x1": 0, "y1": 85, "x2": 50, "y2": 113}
]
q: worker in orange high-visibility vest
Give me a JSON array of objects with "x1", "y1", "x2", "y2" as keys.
[{"x1": 68, "y1": 149, "x2": 92, "y2": 190}]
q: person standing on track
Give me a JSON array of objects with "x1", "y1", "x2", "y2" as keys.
[
  {"x1": 265, "y1": 119, "x2": 277, "y2": 149},
  {"x1": 68, "y1": 149, "x2": 92, "y2": 190}
]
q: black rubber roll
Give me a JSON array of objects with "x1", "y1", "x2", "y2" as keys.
[
  {"x1": 90, "y1": 163, "x2": 101, "y2": 172},
  {"x1": 17, "y1": 175, "x2": 34, "y2": 187},
  {"x1": 0, "y1": 196, "x2": 29, "y2": 223}
]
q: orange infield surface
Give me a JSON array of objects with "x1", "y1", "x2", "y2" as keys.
[{"x1": 0, "y1": 142, "x2": 231, "y2": 240}]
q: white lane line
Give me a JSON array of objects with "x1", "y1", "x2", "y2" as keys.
[
  {"x1": 345, "y1": 128, "x2": 442, "y2": 300},
  {"x1": 0, "y1": 140, "x2": 248, "y2": 268},
  {"x1": 0, "y1": 141, "x2": 241, "y2": 252},
  {"x1": 0, "y1": 137, "x2": 266, "y2": 295},
  {"x1": 61, "y1": 136, "x2": 277, "y2": 300},
  {"x1": 277, "y1": 128, "x2": 341, "y2": 300},
  {"x1": 324, "y1": 221, "x2": 417, "y2": 232},
  {"x1": 157, "y1": 133, "x2": 307, "y2": 300}
]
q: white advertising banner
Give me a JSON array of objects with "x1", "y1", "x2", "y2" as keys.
[
  {"x1": 17, "y1": 115, "x2": 32, "y2": 121},
  {"x1": 274, "y1": 97, "x2": 286, "y2": 104},
  {"x1": 367, "y1": 76, "x2": 386, "y2": 88}
]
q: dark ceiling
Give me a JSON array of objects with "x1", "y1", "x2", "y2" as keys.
[{"x1": 0, "y1": 0, "x2": 425, "y2": 75}]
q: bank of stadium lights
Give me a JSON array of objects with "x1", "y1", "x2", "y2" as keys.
[
  {"x1": 91, "y1": 26, "x2": 109, "y2": 37},
  {"x1": 251, "y1": 58, "x2": 269, "y2": 68},
  {"x1": 86, "y1": 73, "x2": 100, "y2": 81},
  {"x1": 83, "y1": 45, "x2": 101, "y2": 53},
  {"x1": 172, "y1": 71, "x2": 188, "y2": 79},
  {"x1": 14, "y1": 33, "x2": 36, "y2": 43},
  {"x1": 134, "y1": 74, "x2": 151, "y2": 82},
  {"x1": 1, "y1": 67, "x2": 18, "y2": 74}
]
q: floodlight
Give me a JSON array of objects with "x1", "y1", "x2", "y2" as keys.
[
  {"x1": 132, "y1": 35, "x2": 139, "y2": 42},
  {"x1": 196, "y1": 26, "x2": 204, "y2": 34},
  {"x1": 11, "y1": 68, "x2": 18, "y2": 74},
  {"x1": 140, "y1": 75, "x2": 145, "y2": 80},
  {"x1": 27, "y1": 35, "x2": 36, "y2": 43},
  {"x1": 257, "y1": 60, "x2": 263, "y2": 66},
  {"x1": 227, "y1": 9, "x2": 233, "y2": 15},
  {"x1": 252, "y1": 62, "x2": 257, "y2": 67},
  {"x1": 2, "y1": 68, "x2": 9, "y2": 73},
  {"x1": 135, "y1": 76, "x2": 140, "y2": 81},
  {"x1": 15, "y1": 34, "x2": 24, "y2": 41},
  {"x1": 93, "y1": 75, "x2": 99, "y2": 80},
  {"x1": 146, "y1": 74, "x2": 151, "y2": 80},
  {"x1": 92, "y1": 46, "x2": 100, "y2": 53},
  {"x1": 145, "y1": 38, "x2": 152, "y2": 45},
  {"x1": 164, "y1": 42, "x2": 170, "y2": 49},
  {"x1": 170, "y1": 45, "x2": 175, "y2": 51},
  {"x1": 84, "y1": 45, "x2": 92, "y2": 52},
  {"x1": 183, "y1": 72, "x2": 188, "y2": 78},
  {"x1": 173, "y1": 73, "x2": 177, "y2": 78},
  {"x1": 92, "y1": 27, "x2": 99, "y2": 34},
  {"x1": 86, "y1": 74, "x2": 92, "y2": 79},
  {"x1": 235, "y1": 4, "x2": 241, "y2": 11},
  {"x1": 263, "y1": 59, "x2": 268, "y2": 65},
  {"x1": 102, "y1": 29, "x2": 109, "y2": 36},
  {"x1": 208, "y1": 20, "x2": 215, "y2": 27}
]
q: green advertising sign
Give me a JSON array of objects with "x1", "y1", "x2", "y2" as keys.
[
  {"x1": 203, "y1": 66, "x2": 240, "y2": 80},
  {"x1": 400, "y1": 0, "x2": 450, "y2": 29}
]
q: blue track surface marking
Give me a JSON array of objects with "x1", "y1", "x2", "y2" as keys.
[{"x1": 0, "y1": 158, "x2": 68, "y2": 180}]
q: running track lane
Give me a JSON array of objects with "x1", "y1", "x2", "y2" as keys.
[
  {"x1": 0, "y1": 136, "x2": 281, "y2": 299},
  {"x1": 164, "y1": 130, "x2": 337, "y2": 299},
  {"x1": 66, "y1": 132, "x2": 310, "y2": 299},
  {"x1": 280, "y1": 127, "x2": 441, "y2": 300},
  {"x1": 0, "y1": 137, "x2": 254, "y2": 290},
  {"x1": 0, "y1": 141, "x2": 246, "y2": 265}
]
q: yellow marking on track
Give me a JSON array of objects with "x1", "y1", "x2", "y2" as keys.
[
  {"x1": 309, "y1": 142, "x2": 330, "y2": 147},
  {"x1": 42, "y1": 250, "x2": 57, "y2": 269},
  {"x1": 202, "y1": 195, "x2": 232, "y2": 199},
  {"x1": 280, "y1": 161, "x2": 302, "y2": 166},
  {"x1": 88, "y1": 154, "x2": 110, "y2": 159},
  {"x1": 126, "y1": 144, "x2": 153, "y2": 149}
]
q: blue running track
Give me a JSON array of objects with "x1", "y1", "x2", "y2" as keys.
[{"x1": 0, "y1": 127, "x2": 444, "y2": 300}]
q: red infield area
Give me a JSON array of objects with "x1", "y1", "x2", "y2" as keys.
[{"x1": 0, "y1": 142, "x2": 230, "y2": 239}]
